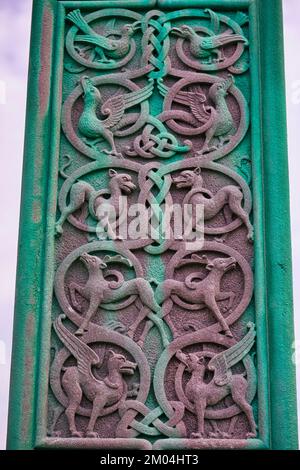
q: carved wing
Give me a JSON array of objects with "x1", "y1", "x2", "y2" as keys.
[
  {"x1": 102, "y1": 81, "x2": 154, "y2": 129},
  {"x1": 104, "y1": 19, "x2": 117, "y2": 37},
  {"x1": 75, "y1": 34, "x2": 115, "y2": 50},
  {"x1": 202, "y1": 33, "x2": 246, "y2": 50},
  {"x1": 208, "y1": 322, "x2": 256, "y2": 386},
  {"x1": 175, "y1": 91, "x2": 212, "y2": 124},
  {"x1": 53, "y1": 315, "x2": 100, "y2": 381}
]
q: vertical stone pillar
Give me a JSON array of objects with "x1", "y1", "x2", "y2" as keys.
[{"x1": 7, "y1": 0, "x2": 298, "y2": 450}]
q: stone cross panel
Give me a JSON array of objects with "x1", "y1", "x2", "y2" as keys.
[{"x1": 7, "y1": 0, "x2": 298, "y2": 450}]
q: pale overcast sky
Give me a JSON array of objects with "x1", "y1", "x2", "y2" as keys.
[{"x1": 0, "y1": 0, "x2": 299, "y2": 449}]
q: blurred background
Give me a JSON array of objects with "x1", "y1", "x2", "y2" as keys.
[{"x1": 0, "y1": 0, "x2": 299, "y2": 449}]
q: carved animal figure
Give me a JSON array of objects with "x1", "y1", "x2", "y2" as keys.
[
  {"x1": 173, "y1": 167, "x2": 253, "y2": 241},
  {"x1": 172, "y1": 24, "x2": 248, "y2": 63},
  {"x1": 70, "y1": 252, "x2": 167, "y2": 346},
  {"x1": 156, "y1": 254, "x2": 237, "y2": 337},
  {"x1": 158, "y1": 76, "x2": 236, "y2": 154},
  {"x1": 79, "y1": 76, "x2": 154, "y2": 156},
  {"x1": 53, "y1": 316, "x2": 137, "y2": 437},
  {"x1": 55, "y1": 169, "x2": 136, "y2": 236},
  {"x1": 176, "y1": 322, "x2": 257, "y2": 438},
  {"x1": 67, "y1": 9, "x2": 138, "y2": 63}
]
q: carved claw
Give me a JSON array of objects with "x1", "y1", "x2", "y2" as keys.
[
  {"x1": 247, "y1": 231, "x2": 254, "y2": 243},
  {"x1": 73, "y1": 302, "x2": 82, "y2": 312},
  {"x1": 55, "y1": 223, "x2": 63, "y2": 236},
  {"x1": 75, "y1": 326, "x2": 87, "y2": 336},
  {"x1": 86, "y1": 431, "x2": 99, "y2": 438},
  {"x1": 196, "y1": 145, "x2": 218, "y2": 156},
  {"x1": 103, "y1": 149, "x2": 123, "y2": 158},
  {"x1": 224, "y1": 329, "x2": 233, "y2": 338},
  {"x1": 191, "y1": 432, "x2": 204, "y2": 439},
  {"x1": 48, "y1": 430, "x2": 62, "y2": 438},
  {"x1": 246, "y1": 431, "x2": 257, "y2": 439},
  {"x1": 220, "y1": 432, "x2": 231, "y2": 439},
  {"x1": 71, "y1": 431, "x2": 84, "y2": 438}
]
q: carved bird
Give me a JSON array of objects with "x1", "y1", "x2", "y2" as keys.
[
  {"x1": 172, "y1": 25, "x2": 248, "y2": 63},
  {"x1": 158, "y1": 75, "x2": 235, "y2": 154},
  {"x1": 79, "y1": 76, "x2": 154, "y2": 157},
  {"x1": 67, "y1": 9, "x2": 138, "y2": 63}
]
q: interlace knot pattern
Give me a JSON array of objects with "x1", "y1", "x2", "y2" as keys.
[{"x1": 49, "y1": 5, "x2": 258, "y2": 448}]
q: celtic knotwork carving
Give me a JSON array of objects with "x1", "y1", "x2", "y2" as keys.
[
  {"x1": 49, "y1": 5, "x2": 257, "y2": 445},
  {"x1": 116, "y1": 401, "x2": 186, "y2": 438},
  {"x1": 140, "y1": 10, "x2": 171, "y2": 80},
  {"x1": 125, "y1": 115, "x2": 192, "y2": 159}
]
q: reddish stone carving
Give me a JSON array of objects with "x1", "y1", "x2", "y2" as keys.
[{"x1": 49, "y1": 6, "x2": 256, "y2": 447}]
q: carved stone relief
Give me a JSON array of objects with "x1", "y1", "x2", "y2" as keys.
[{"x1": 48, "y1": 5, "x2": 256, "y2": 447}]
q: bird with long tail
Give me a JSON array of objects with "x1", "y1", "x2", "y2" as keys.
[
  {"x1": 67, "y1": 9, "x2": 139, "y2": 63},
  {"x1": 172, "y1": 24, "x2": 248, "y2": 64}
]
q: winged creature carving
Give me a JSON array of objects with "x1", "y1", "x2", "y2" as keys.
[
  {"x1": 171, "y1": 25, "x2": 248, "y2": 64},
  {"x1": 67, "y1": 9, "x2": 139, "y2": 63},
  {"x1": 159, "y1": 75, "x2": 236, "y2": 154},
  {"x1": 53, "y1": 315, "x2": 137, "y2": 438},
  {"x1": 79, "y1": 77, "x2": 154, "y2": 157},
  {"x1": 176, "y1": 322, "x2": 257, "y2": 439}
]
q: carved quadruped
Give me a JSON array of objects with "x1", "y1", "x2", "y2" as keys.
[{"x1": 49, "y1": 4, "x2": 257, "y2": 446}]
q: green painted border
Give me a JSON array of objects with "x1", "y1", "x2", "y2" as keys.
[{"x1": 6, "y1": 0, "x2": 298, "y2": 450}]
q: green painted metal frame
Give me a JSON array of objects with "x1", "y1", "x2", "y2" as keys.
[{"x1": 6, "y1": 0, "x2": 298, "y2": 450}]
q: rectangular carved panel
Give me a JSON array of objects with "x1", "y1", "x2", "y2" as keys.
[{"x1": 7, "y1": 0, "x2": 298, "y2": 450}]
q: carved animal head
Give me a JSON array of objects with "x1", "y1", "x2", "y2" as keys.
[
  {"x1": 108, "y1": 169, "x2": 136, "y2": 194},
  {"x1": 108, "y1": 350, "x2": 137, "y2": 375},
  {"x1": 121, "y1": 24, "x2": 137, "y2": 36},
  {"x1": 173, "y1": 168, "x2": 203, "y2": 189},
  {"x1": 172, "y1": 25, "x2": 195, "y2": 38},
  {"x1": 209, "y1": 75, "x2": 234, "y2": 101},
  {"x1": 80, "y1": 76, "x2": 102, "y2": 103},
  {"x1": 193, "y1": 254, "x2": 236, "y2": 272},
  {"x1": 176, "y1": 350, "x2": 206, "y2": 373},
  {"x1": 80, "y1": 252, "x2": 107, "y2": 270}
]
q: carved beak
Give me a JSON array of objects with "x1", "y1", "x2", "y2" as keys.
[
  {"x1": 176, "y1": 351, "x2": 191, "y2": 371},
  {"x1": 131, "y1": 21, "x2": 141, "y2": 31},
  {"x1": 171, "y1": 27, "x2": 184, "y2": 37},
  {"x1": 222, "y1": 75, "x2": 234, "y2": 92},
  {"x1": 80, "y1": 76, "x2": 90, "y2": 95}
]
